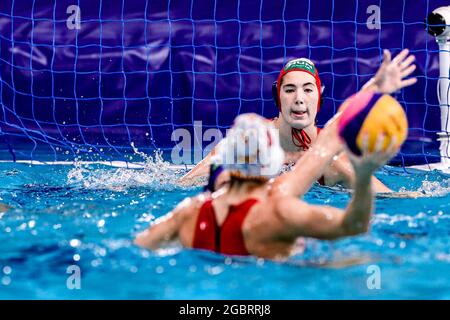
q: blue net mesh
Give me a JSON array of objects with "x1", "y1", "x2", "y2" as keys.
[{"x1": 0, "y1": 0, "x2": 448, "y2": 165}]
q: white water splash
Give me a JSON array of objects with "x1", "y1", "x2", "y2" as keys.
[
  {"x1": 67, "y1": 144, "x2": 187, "y2": 191},
  {"x1": 398, "y1": 177, "x2": 450, "y2": 197},
  {"x1": 416, "y1": 178, "x2": 450, "y2": 197}
]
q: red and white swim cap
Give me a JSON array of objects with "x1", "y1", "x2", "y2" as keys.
[{"x1": 213, "y1": 113, "x2": 285, "y2": 177}]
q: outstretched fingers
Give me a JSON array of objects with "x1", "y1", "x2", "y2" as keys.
[
  {"x1": 354, "y1": 133, "x2": 399, "y2": 168},
  {"x1": 364, "y1": 134, "x2": 386, "y2": 164},
  {"x1": 401, "y1": 64, "x2": 416, "y2": 78},
  {"x1": 386, "y1": 135, "x2": 399, "y2": 155},
  {"x1": 361, "y1": 132, "x2": 369, "y2": 154},
  {"x1": 376, "y1": 135, "x2": 399, "y2": 164},
  {"x1": 381, "y1": 49, "x2": 391, "y2": 67},
  {"x1": 400, "y1": 54, "x2": 416, "y2": 70},
  {"x1": 399, "y1": 77, "x2": 418, "y2": 88},
  {"x1": 392, "y1": 48, "x2": 409, "y2": 65},
  {"x1": 374, "y1": 133, "x2": 386, "y2": 153}
]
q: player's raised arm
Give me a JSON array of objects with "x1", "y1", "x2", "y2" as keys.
[{"x1": 275, "y1": 134, "x2": 398, "y2": 241}]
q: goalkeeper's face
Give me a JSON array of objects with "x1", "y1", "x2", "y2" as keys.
[{"x1": 279, "y1": 71, "x2": 319, "y2": 130}]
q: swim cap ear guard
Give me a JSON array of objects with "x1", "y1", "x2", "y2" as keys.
[
  {"x1": 204, "y1": 163, "x2": 224, "y2": 192},
  {"x1": 272, "y1": 80, "x2": 280, "y2": 108}
]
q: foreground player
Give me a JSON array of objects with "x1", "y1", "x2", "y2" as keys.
[
  {"x1": 180, "y1": 49, "x2": 417, "y2": 192},
  {"x1": 135, "y1": 108, "x2": 399, "y2": 259}
]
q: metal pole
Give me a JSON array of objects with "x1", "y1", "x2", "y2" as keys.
[{"x1": 437, "y1": 37, "x2": 450, "y2": 165}]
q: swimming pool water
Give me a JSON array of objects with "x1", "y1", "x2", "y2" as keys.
[{"x1": 0, "y1": 160, "x2": 449, "y2": 299}]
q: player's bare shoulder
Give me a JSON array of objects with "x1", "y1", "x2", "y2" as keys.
[{"x1": 173, "y1": 193, "x2": 209, "y2": 221}]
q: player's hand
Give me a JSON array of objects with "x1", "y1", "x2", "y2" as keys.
[
  {"x1": 348, "y1": 133, "x2": 399, "y2": 177},
  {"x1": 371, "y1": 49, "x2": 417, "y2": 94}
]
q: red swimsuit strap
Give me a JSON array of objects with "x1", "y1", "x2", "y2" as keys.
[
  {"x1": 291, "y1": 126, "x2": 321, "y2": 151},
  {"x1": 291, "y1": 128, "x2": 311, "y2": 151}
]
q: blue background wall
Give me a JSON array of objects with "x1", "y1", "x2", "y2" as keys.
[{"x1": 0, "y1": 0, "x2": 447, "y2": 164}]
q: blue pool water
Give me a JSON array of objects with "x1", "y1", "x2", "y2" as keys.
[{"x1": 0, "y1": 158, "x2": 449, "y2": 299}]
